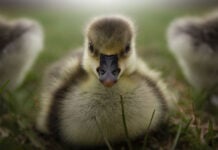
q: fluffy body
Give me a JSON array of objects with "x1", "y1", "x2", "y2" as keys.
[
  {"x1": 37, "y1": 15, "x2": 174, "y2": 147},
  {"x1": 0, "y1": 17, "x2": 43, "y2": 89},
  {"x1": 167, "y1": 11, "x2": 218, "y2": 90}
]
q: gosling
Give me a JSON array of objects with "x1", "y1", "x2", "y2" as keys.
[
  {"x1": 37, "y1": 15, "x2": 174, "y2": 148},
  {"x1": 167, "y1": 11, "x2": 218, "y2": 90},
  {"x1": 0, "y1": 17, "x2": 43, "y2": 90}
]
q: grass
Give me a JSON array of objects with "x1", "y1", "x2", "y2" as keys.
[
  {"x1": 120, "y1": 95, "x2": 133, "y2": 150},
  {"x1": 141, "y1": 109, "x2": 155, "y2": 150},
  {"x1": 94, "y1": 116, "x2": 113, "y2": 150},
  {"x1": 0, "y1": 7, "x2": 218, "y2": 150}
]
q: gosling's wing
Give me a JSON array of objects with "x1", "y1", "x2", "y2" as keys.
[
  {"x1": 37, "y1": 49, "x2": 84, "y2": 133},
  {"x1": 135, "y1": 58, "x2": 177, "y2": 111},
  {"x1": 41, "y1": 50, "x2": 83, "y2": 94}
]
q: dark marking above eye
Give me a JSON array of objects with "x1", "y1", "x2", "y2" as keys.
[
  {"x1": 88, "y1": 41, "x2": 94, "y2": 53},
  {"x1": 88, "y1": 41, "x2": 99, "y2": 56},
  {"x1": 119, "y1": 43, "x2": 131, "y2": 57},
  {"x1": 125, "y1": 43, "x2": 130, "y2": 53}
]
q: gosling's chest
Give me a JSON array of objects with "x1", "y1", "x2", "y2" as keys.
[
  {"x1": 63, "y1": 83, "x2": 136, "y2": 120},
  {"x1": 57, "y1": 78, "x2": 160, "y2": 145}
]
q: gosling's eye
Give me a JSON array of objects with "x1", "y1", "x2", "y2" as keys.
[
  {"x1": 89, "y1": 42, "x2": 94, "y2": 53},
  {"x1": 124, "y1": 44, "x2": 130, "y2": 53}
]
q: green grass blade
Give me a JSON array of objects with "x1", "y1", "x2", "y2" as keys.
[
  {"x1": 183, "y1": 118, "x2": 192, "y2": 133},
  {"x1": 94, "y1": 116, "x2": 113, "y2": 150},
  {"x1": 141, "y1": 109, "x2": 155, "y2": 150},
  {"x1": 120, "y1": 95, "x2": 133, "y2": 150},
  {"x1": 171, "y1": 124, "x2": 182, "y2": 150}
]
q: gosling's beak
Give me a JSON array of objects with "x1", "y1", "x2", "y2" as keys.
[{"x1": 97, "y1": 54, "x2": 120, "y2": 87}]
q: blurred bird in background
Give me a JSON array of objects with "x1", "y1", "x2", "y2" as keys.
[
  {"x1": 0, "y1": 17, "x2": 44, "y2": 90},
  {"x1": 167, "y1": 10, "x2": 218, "y2": 108}
]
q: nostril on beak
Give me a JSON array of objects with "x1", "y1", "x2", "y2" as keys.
[
  {"x1": 97, "y1": 67, "x2": 106, "y2": 76},
  {"x1": 112, "y1": 68, "x2": 121, "y2": 76}
]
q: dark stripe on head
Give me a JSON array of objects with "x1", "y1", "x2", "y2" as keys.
[
  {"x1": 0, "y1": 23, "x2": 31, "y2": 52},
  {"x1": 177, "y1": 21, "x2": 218, "y2": 51},
  {"x1": 48, "y1": 64, "x2": 88, "y2": 140}
]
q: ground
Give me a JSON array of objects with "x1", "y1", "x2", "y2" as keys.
[{"x1": 0, "y1": 7, "x2": 217, "y2": 150}]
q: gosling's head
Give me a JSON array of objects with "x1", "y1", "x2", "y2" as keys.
[{"x1": 82, "y1": 15, "x2": 137, "y2": 87}]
